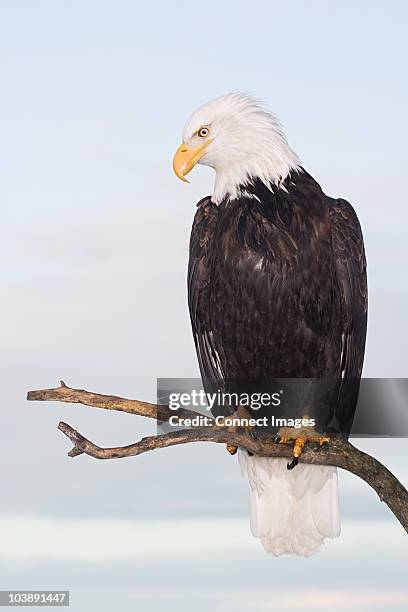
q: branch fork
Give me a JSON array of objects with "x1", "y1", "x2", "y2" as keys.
[{"x1": 27, "y1": 381, "x2": 408, "y2": 534}]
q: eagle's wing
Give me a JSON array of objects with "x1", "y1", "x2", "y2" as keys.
[
  {"x1": 188, "y1": 197, "x2": 225, "y2": 387},
  {"x1": 329, "y1": 197, "x2": 368, "y2": 432},
  {"x1": 330, "y1": 198, "x2": 368, "y2": 377}
]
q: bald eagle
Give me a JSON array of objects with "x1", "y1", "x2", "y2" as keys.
[{"x1": 173, "y1": 94, "x2": 367, "y2": 556}]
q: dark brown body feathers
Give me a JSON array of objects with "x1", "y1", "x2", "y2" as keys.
[{"x1": 188, "y1": 169, "x2": 367, "y2": 434}]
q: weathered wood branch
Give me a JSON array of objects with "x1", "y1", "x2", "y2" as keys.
[
  {"x1": 27, "y1": 380, "x2": 198, "y2": 421},
  {"x1": 27, "y1": 381, "x2": 408, "y2": 535}
]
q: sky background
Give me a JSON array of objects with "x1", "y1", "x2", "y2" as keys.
[{"x1": 1, "y1": 0, "x2": 408, "y2": 610}]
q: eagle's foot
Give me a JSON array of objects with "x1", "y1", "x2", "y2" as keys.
[
  {"x1": 226, "y1": 444, "x2": 238, "y2": 455},
  {"x1": 273, "y1": 425, "x2": 329, "y2": 470},
  {"x1": 224, "y1": 405, "x2": 254, "y2": 456}
]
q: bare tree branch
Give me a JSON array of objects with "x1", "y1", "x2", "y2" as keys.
[
  {"x1": 27, "y1": 380, "x2": 197, "y2": 421},
  {"x1": 27, "y1": 381, "x2": 408, "y2": 535}
]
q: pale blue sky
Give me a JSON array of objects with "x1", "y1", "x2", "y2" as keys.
[{"x1": 1, "y1": 1, "x2": 408, "y2": 611}]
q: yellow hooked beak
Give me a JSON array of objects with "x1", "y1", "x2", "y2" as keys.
[{"x1": 173, "y1": 139, "x2": 213, "y2": 182}]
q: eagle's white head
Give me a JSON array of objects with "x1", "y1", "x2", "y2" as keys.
[{"x1": 173, "y1": 93, "x2": 299, "y2": 204}]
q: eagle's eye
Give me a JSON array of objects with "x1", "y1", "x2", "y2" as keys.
[{"x1": 198, "y1": 127, "x2": 209, "y2": 138}]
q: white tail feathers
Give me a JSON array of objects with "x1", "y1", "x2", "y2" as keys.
[{"x1": 238, "y1": 451, "x2": 340, "y2": 556}]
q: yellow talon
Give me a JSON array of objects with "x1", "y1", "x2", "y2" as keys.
[
  {"x1": 223, "y1": 405, "x2": 254, "y2": 456},
  {"x1": 274, "y1": 423, "x2": 331, "y2": 469},
  {"x1": 293, "y1": 436, "x2": 306, "y2": 458}
]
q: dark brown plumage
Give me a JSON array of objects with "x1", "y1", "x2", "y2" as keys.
[{"x1": 188, "y1": 168, "x2": 367, "y2": 435}]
